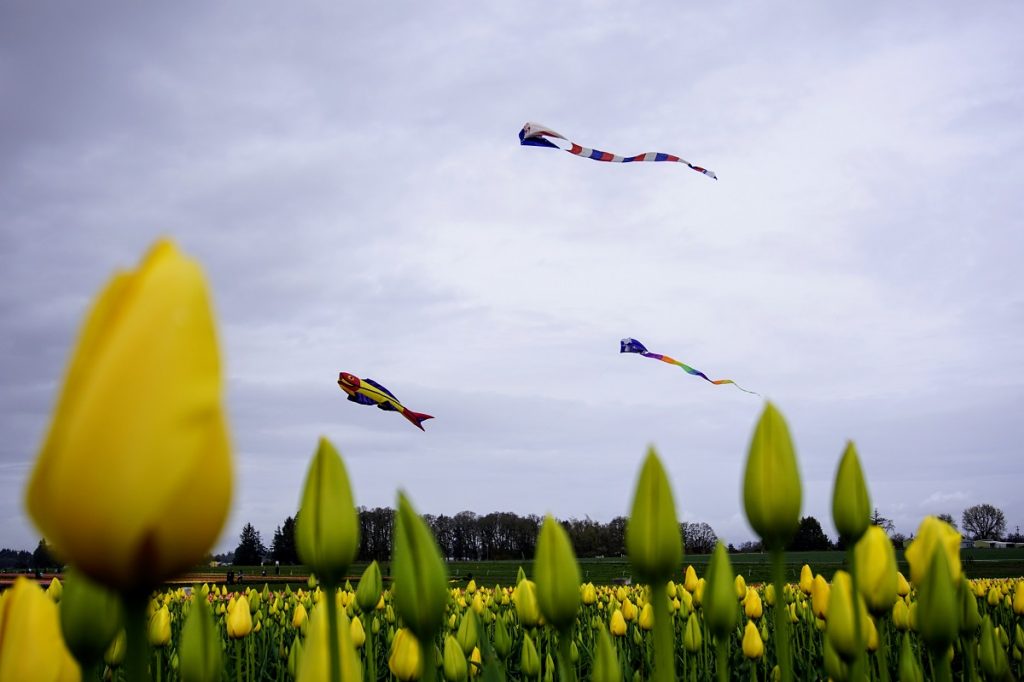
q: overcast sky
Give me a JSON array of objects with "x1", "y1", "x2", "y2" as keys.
[{"x1": 2, "y1": 2, "x2": 1022, "y2": 555}]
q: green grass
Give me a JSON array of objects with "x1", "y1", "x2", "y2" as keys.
[{"x1": 190, "y1": 547, "x2": 1024, "y2": 589}]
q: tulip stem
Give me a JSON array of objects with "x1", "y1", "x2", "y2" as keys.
[
  {"x1": 930, "y1": 649, "x2": 952, "y2": 682},
  {"x1": 124, "y1": 594, "x2": 151, "y2": 682},
  {"x1": 421, "y1": 634, "x2": 438, "y2": 682},
  {"x1": 650, "y1": 583, "x2": 675, "y2": 682},
  {"x1": 715, "y1": 637, "x2": 728, "y2": 682},
  {"x1": 771, "y1": 549, "x2": 792, "y2": 682},
  {"x1": 325, "y1": 584, "x2": 342, "y2": 682}
]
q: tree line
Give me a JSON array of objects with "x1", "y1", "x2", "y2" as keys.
[{"x1": 231, "y1": 508, "x2": 721, "y2": 566}]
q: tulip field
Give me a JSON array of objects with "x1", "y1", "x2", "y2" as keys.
[{"x1": 2, "y1": 240, "x2": 1023, "y2": 682}]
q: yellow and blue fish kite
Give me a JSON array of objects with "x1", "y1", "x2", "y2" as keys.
[{"x1": 337, "y1": 372, "x2": 434, "y2": 431}]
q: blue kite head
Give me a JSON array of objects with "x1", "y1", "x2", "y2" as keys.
[{"x1": 620, "y1": 337, "x2": 649, "y2": 354}]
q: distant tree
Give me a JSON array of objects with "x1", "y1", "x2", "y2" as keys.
[
  {"x1": 233, "y1": 523, "x2": 266, "y2": 566},
  {"x1": 0, "y1": 548, "x2": 33, "y2": 570},
  {"x1": 1006, "y1": 525, "x2": 1023, "y2": 543},
  {"x1": 961, "y1": 504, "x2": 1006, "y2": 540},
  {"x1": 890, "y1": 532, "x2": 908, "y2": 550},
  {"x1": 736, "y1": 540, "x2": 763, "y2": 553},
  {"x1": 33, "y1": 539, "x2": 55, "y2": 570},
  {"x1": 680, "y1": 522, "x2": 717, "y2": 555},
  {"x1": 870, "y1": 508, "x2": 895, "y2": 535},
  {"x1": 936, "y1": 513, "x2": 958, "y2": 530},
  {"x1": 788, "y1": 516, "x2": 833, "y2": 551},
  {"x1": 271, "y1": 515, "x2": 299, "y2": 564}
]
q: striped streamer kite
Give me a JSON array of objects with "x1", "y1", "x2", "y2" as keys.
[
  {"x1": 519, "y1": 122, "x2": 717, "y2": 180},
  {"x1": 620, "y1": 338, "x2": 757, "y2": 395}
]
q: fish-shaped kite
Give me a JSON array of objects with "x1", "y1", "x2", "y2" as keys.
[
  {"x1": 519, "y1": 122, "x2": 716, "y2": 180},
  {"x1": 337, "y1": 372, "x2": 434, "y2": 431},
  {"x1": 620, "y1": 338, "x2": 757, "y2": 395}
]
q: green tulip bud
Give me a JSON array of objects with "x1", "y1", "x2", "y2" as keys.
[
  {"x1": 59, "y1": 569, "x2": 123, "y2": 667},
  {"x1": 295, "y1": 437, "x2": 359, "y2": 585},
  {"x1": 392, "y1": 491, "x2": 449, "y2": 642},
  {"x1": 683, "y1": 614, "x2": 702, "y2": 652},
  {"x1": 897, "y1": 633, "x2": 923, "y2": 682},
  {"x1": 515, "y1": 579, "x2": 541, "y2": 628},
  {"x1": 455, "y1": 611, "x2": 478, "y2": 656},
  {"x1": 534, "y1": 514, "x2": 581, "y2": 632},
  {"x1": 521, "y1": 632, "x2": 541, "y2": 677},
  {"x1": 959, "y1": 577, "x2": 980, "y2": 634},
  {"x1": 626, "y1": 448, "x2": 682, "y2": 583},
  {"x1": 831, "y1": 441, "x2": 871, "y2": 544},
  {"x1": 443, "y1": 635, "x2": 468, "y2": 682},
  {"x1": 356, "y1": 561, "x2": 383, "y2": 613},
  {"x1": 493, "y1": 615, "x2": 511, "y2": 659},
  {"x1": 104, "y1": 629, "x2": 126, "y2": 667},
  {"x1": 743, "y1": 403, "x2": 802, "y2": 550},
  {"x1": 180, "y1": 593, "x2": 221, "y2": 682},
  {"x1": 916, "y1": 549, "x2": 959, "y2": 653},
  {"x1": 978, "y1": 616, "x2": 1010, "y2": 680},
  {"x1": 822, "y1": 638, "x2": 848, "y2": 682},
  {"x1": 703, "y1": 542, "x2": 737, "y2": 638}
]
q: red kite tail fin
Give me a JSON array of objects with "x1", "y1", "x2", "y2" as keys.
[{"x1": 402, "y1": 409, "x2": 434, "y2": 431}]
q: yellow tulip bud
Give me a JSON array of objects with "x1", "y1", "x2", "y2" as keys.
[
  {"x1": 0, "y1": 577, "x2": 81, "y2": 680},
  {"x1": 392, "y1": 491, "x2": 449, "y2": 642},
  {"x1": 105, "y1": 629, "x2": 126, "y2": 667},
  {"x1": 469, "y1": 647, "x2": 482, "y2": 678},
  {"x1": 678, "y1": 588, "x2": 693, "y2": 617},
  {"x1": 581, "y1": 582, "x2": 597, "y2": 605},
  {"x1": 514, "y1": 579, "x2": 541, "y2": 628},
  {"x1": 46, "y1": 577, "x2": 63, "y2": 603},
  {"x1": 666, "y1": 580, "x2": 676, "y2": 599},
  {"x1": 59, "y1": 569, "x2": 123, "y2": 667},
  {"x1": 703, "y1": 542, "x2": 737, "y2": 638},
  {"x1": 292, "y1": 603, "x2": 308, "y2": 629},
  {"x1": 180, "y1": 593, "x2": 220, "y2": 682},
  {"x1": 227, "y1": 596, "x2": 253, "y2": 639},
  {"x1": 896, "y1": 571, "x2": 911, "y2": 597},
  {"x1": 25, "y1": 240, "x2": 232, "y2": 592},
  {"x1": 520, "y1": 632, "x2": 541, "y2": 676},
  {"x1": 744, "y1": 588, "x2": 763, "y2": 619},
  {"x1": 353, "y1": 561, "x2": 382, "y2": 614},
  {"x1": 734, "y1": 574, "x2": 747, "y2": 600},
  {"x1": 149, "y1": 604, "x2": 172, "y2": 647},
  {"x1": 892, "y1": 598, "x2": 910, "y2": 631},
  {"x1": 825, "y1": 571, "x2": 864, "y2": 661},
  {"x1": 638, "y1": 602, "x2": 654, "y2": 631},
  {"x1": 621, "y1": 598, "x2": 637, "y2": 622},
  {"x1": 591, "y1": 627, "x2": 620, "y2": 682},
  {"x1": 742, "y1": 620, "x2": 764, "y2": 659},
  {"x1": 855, "y1": 526, "x2": 897, "y2": 616},
  {"x1": 297, "y1": 606, "x2": 362, "y2": 682},
  {"x1": 743, "y1": 403, "x2": 802, "y2": 549},
  {"x1": 683, "y1": 614, "x2": 703, "y2": 652},
  {"x1": 764, "y1": 583, "x2": 776, "y2": 606},
  {"x1": 799, "y1": 564, "x2": 813, "y2": 594},
  {"x1": 626, "y1": 448, "x2": 683, "y2": 583},
  {"x1": 683, "y1": 565, "x2": 698, "y2": 593},
  {"x1": 443, "y1": 635, "x2": 467, "y2": 682},
  {"x1": 534, "y1": 514, "x2": 581, "y2": 631},
  {"x1": 296, "y1": 437, "x2": 359, "y2": 586},
  {"x1": 350, "y1": 615, "x2": 366, "y2": 649},
  {"x1": 979, "y1": 616, "x2": 1010, "y2": 681},
  {"x1": 609, "y1": 609, "x2": 627, "y2": 637},
  {"x1": 831, "y1": 441, "x2": 871, "y2": 543},
  {"x1": 811, "y1": 574, "x2": 830, "y2": 620},
  {"x1": 905, "y1": 516, "x2": 961, "y2": 587}
]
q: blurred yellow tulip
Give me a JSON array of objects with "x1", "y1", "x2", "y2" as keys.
[
  {"x1": 855, "y1": 526, "x2": 897, "y2": 615},
  {"x1": 799, "y1": 564, "x2": 813, "y2": 594},
  {"x1": 905, "y1": 516, "x2": 961, "y2": 586},
  {"x1": 811, "y1": 574, "x2": 830, "y2": 619},
  {"x1": 743, "y1": 403, "x2": 802, "y2": 549},
  {"x1": 148, "y1": 605, "x2": 171, "y2": 647},
  {"x1": 0, "y1": 577, "x2": 81, "y2": 682},
  {"x1": 744, "y1": 588, "x2": 763, "y2": 619},
  {"x1": 683, "y1": 565, "x2": 699, "y2": 593},
  {"x1": 25, "y1": 240, "x2": 232, "y2": 592}
]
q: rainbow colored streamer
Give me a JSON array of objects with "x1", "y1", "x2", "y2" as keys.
[{"x1": 620, "y1": 338, "x2": 758, "y2": 395}]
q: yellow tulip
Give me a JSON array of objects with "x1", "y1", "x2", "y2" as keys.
[
  {"x1": 298, "y1": 606, "x2": 362, "y2": 682},
  {"x1": 896, "y1": 571, "x2": 911, "y2": 597},
  {"x1": 744, "y1": 588, "x2": 763, "y2": 619},
  {"x1": 683, "y1": 614, "x2": 703, "y2": 652},
  {"x1": 742, "y1": 620, "x2": 764, "y2": 659},
  {"x1": 892, "y1": 598, "x2": 910, "y2": 631},
  {"x1": 442, "y1": 635, "x2": 467, "y2": 682},
  {"x1": 388, "y1": 628, "x2": 423, "y2": 681},
  {"x1": 581, "y1": 582, "x2": 597, "y2": 605},
  {"x1": 350, "y1": 615, "x2": 366, "y2": 649},
  {"x1": 534, "y1": 514, "x2": 581, "y2": 631},
  {"x1": 638, "y1": 603, "x2": 654, "y2": 631},
  {"x1": 0, "y1": 577, "x2": 81, "y2": 681},
  {"x1": 469, "y1": 647, "x2": 482, "y2": 678},
  {"x1": 683, "y1": 565, "x2": 699, "y2": 593},
  {"x1": 514, "y1": 579, "x2": 541, "y2": 628},
  {"x1": 799, "y1": 564, "x2": 813, "y2": 594},
  {"x1": 734, "y1": 574, "x2": 747, "y2": 600},
  {"x1": 520, "y1": 632, "x2": 541, "y2": 676},
  {"x1": 46, "y1": 577, "x2": 63, "y2": 603},
  {"x1": 292, "y1": 603, "x2": 308, "y2": 629},
  {"x1": 25, "y1": 240, "x2": 231, "y2": 592},
  {"x1": 621, "y1": 598, "x2": 637, "y2": 622},
  {"x1": 1014, "y1": 581, "x2": 1024, "y2": 615},
  {"x1": 825, "y1": 571, "x2": 864, "y2": 661},
  {"x1": 148, "y1": 604, "x2": 171, "y2": 647},
  {"x1": 855, "y1": 526, "x2": 897, "y2": 615},
  {"x1": 227, "y1": 596, "x2": 253, "y2": 639},
  {"x1": 905, "y1": 516, "x2": 961, "y2": 586},
  {"x1": 811, "y1": 574, "x2": 830, "y2": 619},
  {"x1": 609, "y1": 609, "x2": 627, "y2": 636}
]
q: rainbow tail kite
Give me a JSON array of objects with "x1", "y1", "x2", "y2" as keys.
[
  {"x1": 519, "y1": 122, "x2": 717, "y2": 180},
  {"x1": 620, "y1": 338, "x2": 757, "y2": 395}
]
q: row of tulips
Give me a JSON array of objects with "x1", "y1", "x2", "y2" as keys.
[{"x1": 1, "y1": 239, "x2": 1022, "y2": 681}]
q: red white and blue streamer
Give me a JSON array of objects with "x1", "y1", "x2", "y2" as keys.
[{"x1": 519, "y1": 122, "x2": 716, "y2": 180}]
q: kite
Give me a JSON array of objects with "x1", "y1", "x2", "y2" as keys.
[
  {"x1": 620, "y1": 338, "x2": 757, "y2": 395},
  {"x1": 519, "y1": 122, "x2": 717, "y2": 180},
  {"x1": 337, "y1": 372, "x2": 434, "y2": 431}
]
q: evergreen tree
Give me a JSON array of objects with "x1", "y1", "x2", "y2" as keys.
[
  {"x1": 271, "y1": 515, "x2": 299, "y2": 564},
  {"x1": 33, "y1": 539, "x2": 55, "y2": 570},
  {"x1": 788, "y1": 516, "x2": 833, "y2": 551},
  {"x1": 233, "y1": 523, "x2": 266, "y2": 566}
]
